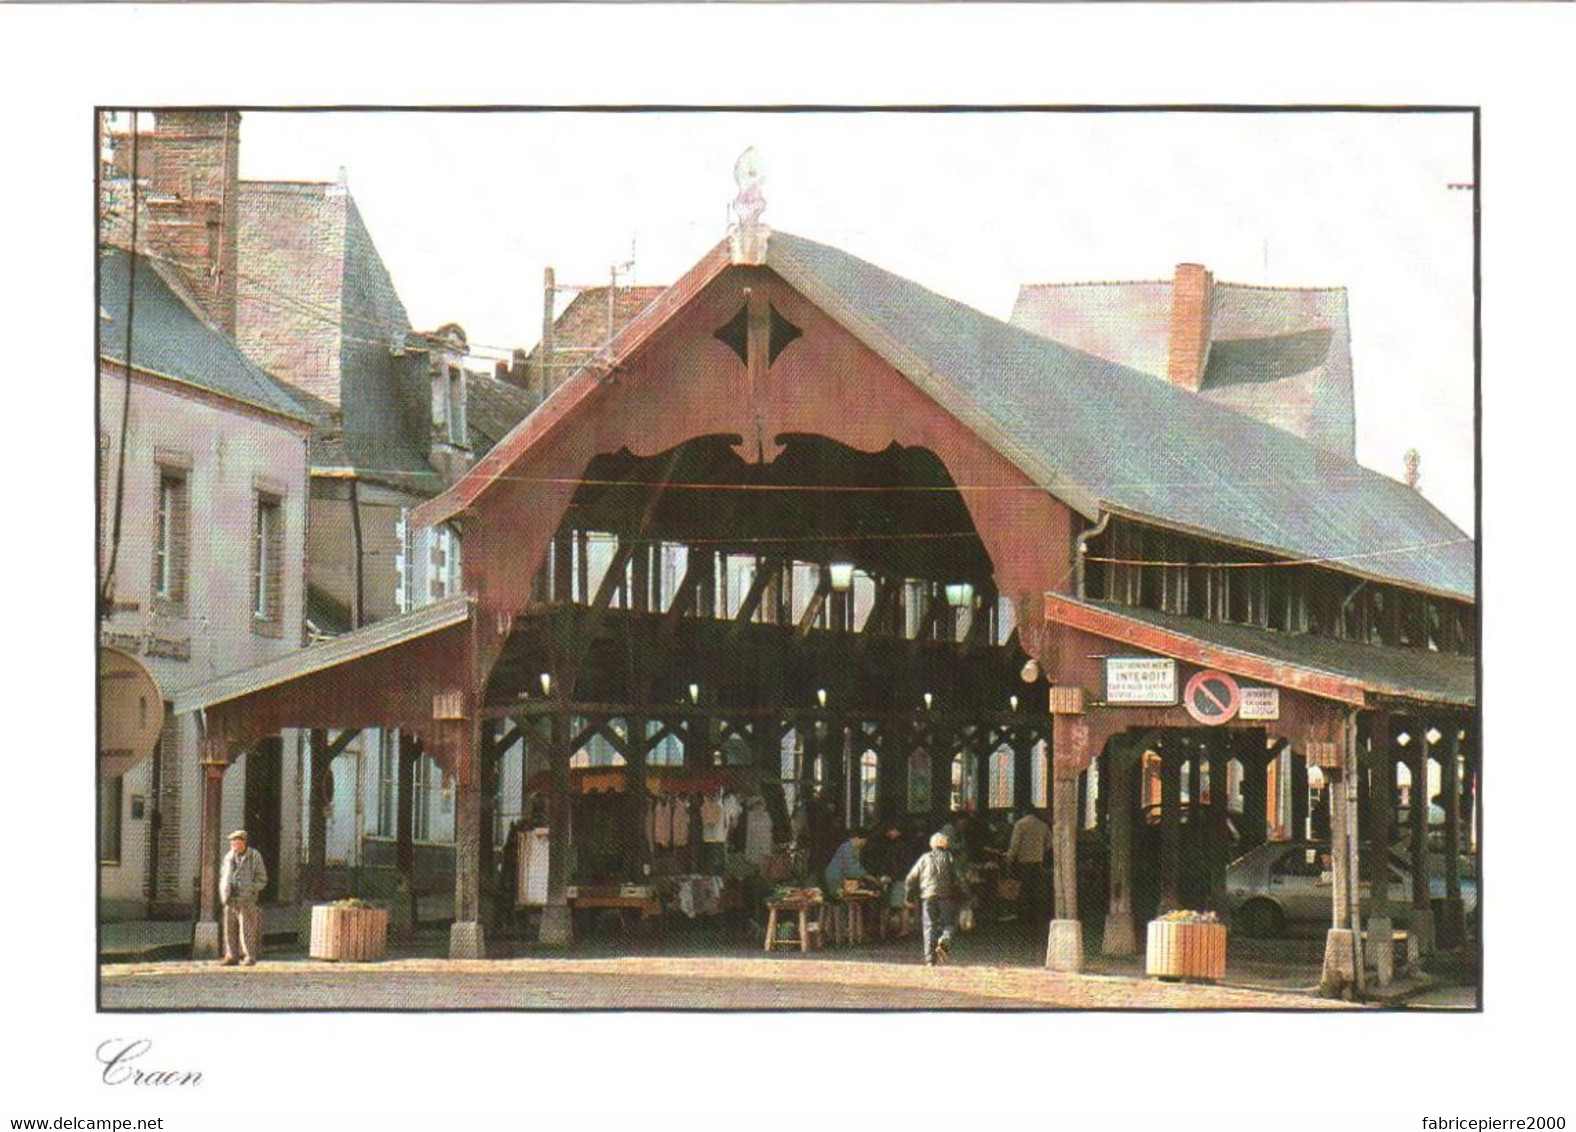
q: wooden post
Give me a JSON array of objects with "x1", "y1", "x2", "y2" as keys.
[
  {"x1": 441, "y1": 712, "x2": 485, "y2": 959},
  {"x1": 1207, "y1": 735, "x2": 1230, "y2": 914},
  {"x1": 1044, "y1": 714, "x2": 1083, "y2": 971},
  {"x1": 1159, "y1": 743, "x2": 1182, "y2": 913},
  {"x1": 1318, "y1": 716, "x2": 1364, "y2": 998},
  {"x1": 1239, "y1": 735, "x2": 1269, "y2": 848},
  {"x1": 1291, "y1": 750, "x2": 1309, "y2": 841},
  {"x1": 1046, "y1": 765, "x2": 1082, "y2": 970},
  {"x1": 306, "y1": 728, "x2": 330, "y2": 903},
  {"x1": 1439, "y1": 727, "x2": 1466, "y2": 947},
  {"x1": 192, "y1": 737, "x2": 228, "y2": 958},
  {"x1": 479, "y1": 721, "x2": 499, "y2": 902},
  {"x1": 539, "y1": 703, "x2": 574, "y2": 946},
  {"x1": 1101, "y1": 739, "x2": 1137, "y2": 956},
  {"x1": 1409, "y1": 724, "x2": 1436, "y2": 954},
  {"x1": 395, "y1": 731, "x2": 417, "y2": 885},
  {"x1": 1364, "y1": 713, "x2": 1395, "y2": 985}
]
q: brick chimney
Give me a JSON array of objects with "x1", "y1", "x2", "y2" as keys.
[
  {"x1": 1166, "y1": 262, "x2": 1213, "y2": 392},
  {"x1": 122, "y1": 111, "x2": 242, "y2": 336}
]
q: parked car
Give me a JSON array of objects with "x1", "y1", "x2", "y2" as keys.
[{"x1": 1225, "y1": 840, "x2": 1477, "y2": 937}]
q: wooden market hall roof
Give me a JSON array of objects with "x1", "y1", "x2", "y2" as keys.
[
  {"x1": 416, "y1": 231, "x2": 1474, "y2": 604},
  {"x1": 1045, "y1": 592, "x2": 1475, "y2": 710}
]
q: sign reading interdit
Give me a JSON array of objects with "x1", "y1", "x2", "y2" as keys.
[
  {"x1": 1103, "y1": 657, "x2": 1178, "y2": 705},
  {"x1": 1239, "y1": 685, "x2": 1281, "y2": 721}
]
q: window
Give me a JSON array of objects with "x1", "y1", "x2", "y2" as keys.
[
  {"x1": 447, "y1": 366, "x2": 466, "y2": 446},
  {"x1": 432, "y1": 364, "x2": 468, "y2": 448},
  {"x1": 1031, "y1": 741, "x2": 1050, "y2": 810},
  {"x1": 858, "y1": 750, "x2": 879, "y2": 826},
  {"x1": 376, "y1": 732, "x2": 398, "y2": 838},
  {"x1": 99, "y1": 774, "x2": 123, "y2": 864},
  {"x1": 906, "y1": 749, "x2": 932, "y2": 813},
  {"x1": 430, "y1": 525, "x2": 460, "y2": 602},
  {"x1": 252, "y1": 494, "x2": 283, "y2": 629},
  {"x1": 412, "y1": 755, "x2": 433, "y2": 841},
  {"x1": 989, "y1": 745, "x2": 1014, "y2": 809},
  {"x1": 950, "y1": 751, "x2": 977, "y2": 812},
  {"x1": 152, "y1": 469, "x2": 189, "y2": 614}
]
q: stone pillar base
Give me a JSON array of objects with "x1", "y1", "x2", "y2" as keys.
[
  {"x1": 1101, "y1": 912, "x2": 1138, "y2": 957},
  {"x1": 1436, "y1": 897, "x2": 1466, "y2": 949},
  {"x1": 1320, "y1": 927, "x2": 1361, "y2": 999},
  {"x1": 1367, "y1": 916, "x2": 1394, "y2": 987},
  {"x1": 192, "y1": 921, "x2": 221, "y2": 959},
  {"x1": 538, "y1": 902, "x2": 573, "y2": 947},
  {"x1": 1044, "y1": 919, "x2": 1084, "y2": 972},
  {"x1": 1408, "y1": 908, "x2": 1436, "y2": 957},
  {"x1": 449, "y1": 921, "x2": 486, "y2": 960}
]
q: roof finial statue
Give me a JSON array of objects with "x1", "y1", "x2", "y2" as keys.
[
  {"x1": 1403, "y1": 447, "x2": 1421, "y2": 490},
  {"x1": 728, "y1": 147, "x2": 770, "y2": 265}
]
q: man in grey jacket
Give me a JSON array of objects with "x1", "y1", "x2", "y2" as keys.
[
  {"x1": 219, "y1": 829, "x2": 268, "y2": 966},
  {"x1": 904, "y1": 832, "x2": 971, "y2": 965}
]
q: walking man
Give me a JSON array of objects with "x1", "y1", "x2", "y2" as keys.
[
  {"x1": 904, "y1": 832, "x2": 971, "y2": 965},
  {"x1": 219, "y1": 829, "x2": 268, "y2": 966},
  {"x1": 1005, "y1": 808, "x2": 1052, "y2": 931}
]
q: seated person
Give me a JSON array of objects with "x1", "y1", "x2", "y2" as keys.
[{"x1": 824, "y1": 830, "x2": 871, "y2": 894}]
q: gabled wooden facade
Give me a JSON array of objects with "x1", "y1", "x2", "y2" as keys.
[{"x1": 178, "y1": 220, "x2": 1475, "y2": 987}]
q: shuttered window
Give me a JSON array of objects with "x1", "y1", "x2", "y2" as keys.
[
  {"x1": 151, "y1": 469, "x2": 189, "y2": 616},
  {"x1": 252, "y1": 493, "x2": 284, "y2": 636}
]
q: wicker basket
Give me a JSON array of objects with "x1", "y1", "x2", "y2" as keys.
[
  {"x1": 1145, "y1": 919, "x2": 1227, "y2": 982},
  {"x1": 309, "y1": 904, "x2": 389, "y2": 962}
]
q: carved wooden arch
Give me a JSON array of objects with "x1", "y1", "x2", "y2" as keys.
[{"x1": 457, "y1": 266, "x2": 1079, "y2": 674}]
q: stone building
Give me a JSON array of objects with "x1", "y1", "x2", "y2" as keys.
[{"x1": 97, "y1": 244, "x2": 312, "y2": 919}]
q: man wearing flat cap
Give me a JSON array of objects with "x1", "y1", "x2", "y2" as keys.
[{"x1": 218, "y1": 829, "x2": 268, "y2": 966}]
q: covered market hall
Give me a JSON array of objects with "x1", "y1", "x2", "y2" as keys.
[{"x1": 175, "y1": 207, "x2": 1476, "y2": 992}]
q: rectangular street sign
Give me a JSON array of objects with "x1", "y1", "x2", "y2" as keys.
[
  {"x1": 1239, "y1": 685, "x2": 1281, "y2": 720},
  {"x1": 1104, "y1": 657, "x2": 1178, "y2": 705}
]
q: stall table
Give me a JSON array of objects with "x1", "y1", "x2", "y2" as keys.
[{"x1": 764, "y1": 895, "x2": 825, "y2": 953}]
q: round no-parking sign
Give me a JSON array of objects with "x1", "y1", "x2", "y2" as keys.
[{"x1": 1183, "y1": 670, "x2": 1240, "y2": 725}]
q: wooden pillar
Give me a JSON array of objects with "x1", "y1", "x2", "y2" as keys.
[
  {"x1": 1318, "y1": 716, "x2": 1365, "y2": 999},
  {"x1": 1291, "y1": 750, "x2": 1309, "y2": 841},
  {"x1": 192, "y1": 737, "x2": 228, "y2": 958},
  {"x1": 1239, "y1": 735, "x2": 1269, "y2": 849},
  {"x1": 1101, "y1": 739, "x2": 1137, "y2": 956},
  {"x1": 540, "y1": 704, "x2": 574, "y2": 946},
  {"x1": 1409, "y1": 724, "x2": 1436, "y2": 954},
  {"x1": 438, "y1": 712, "x2": 485, "y2": 959},
  {"x1": 479, "y1": 722, "x2": 499, "y2": 897},
  {"x1": 305, "y1": 728, "x2": 330, "y2": 902},
  {"x1": 1207, "y1": 735, "x2": 1230, "y2": 913},
  {"x1": 1044, "y1": 713, "x2": 1083, "y2": 971},
  {"x1": 1439, "y1": 727, "x2": 1466, "y2": 947},
  {"x1": 395, "y1": 731, "x2": 417, "y2": 883},
  {"x1": 1364, "y1": 715, "x2": 1393, "y2": 913},
  {"x1": 1159, "y1": 743, "x2": 1182, "y2": 912}
]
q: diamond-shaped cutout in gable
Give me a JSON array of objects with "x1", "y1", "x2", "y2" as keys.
[
  {"x1": 768, "y1": 303, "x2": 802, "y2": 365},
  {"x1": 713, "y1": 305, "x2": 749, "y2": 363}
]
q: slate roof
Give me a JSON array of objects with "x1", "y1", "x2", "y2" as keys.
[
  {"x1": 767, "y1": 233, "x2": 1472, "y2": 602},
  {"x1": 523, "y1": 285, "x2": 667, "y2": 381},
  {"x1": 1074, "y1": 597, "x2": 1475, "y2": 708},
  {"x1": 98, "y1": 246, "x2": 312, "y2": 424},
  {"x1": 466, "y1": 372, "x2": 539, "y2": 453},
  {"x1": 1010, "y1": 277, "x2": 1356, "y2": 458}
]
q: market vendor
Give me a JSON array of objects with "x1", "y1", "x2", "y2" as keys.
[{"x1": 824, "y1": 829, "x2": 872, "y2": 893}]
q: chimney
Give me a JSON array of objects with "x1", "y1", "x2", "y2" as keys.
[
  {"x1": 1403, "y1": 448, "x2": 1421, "y2": 490},
  {"x1": 132, "y1": 111, "x2": 242, "y2": 336},
  {"x1": 1167, "y1": 262, "x2": 1213, "y2": 392}
]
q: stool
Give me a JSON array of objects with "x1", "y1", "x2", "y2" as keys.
[{"x1": 765, "y1": 900, "x2": 823, "y2": 953}]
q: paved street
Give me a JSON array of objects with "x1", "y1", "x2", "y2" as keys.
[{"x1": 101, "y1": 954, "x2": 1355, "y2": 1010}]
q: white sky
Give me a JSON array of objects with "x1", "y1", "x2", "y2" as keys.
[{"x1": 238, "y1": 109, "x2": 1475, "y2": 533}]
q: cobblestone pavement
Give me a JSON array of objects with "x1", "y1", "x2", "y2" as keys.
[{"x1": 101, "y1": 954, "x2": 1356, "y2": 1011}]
